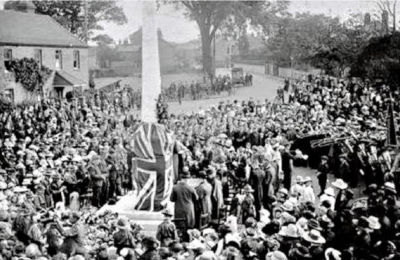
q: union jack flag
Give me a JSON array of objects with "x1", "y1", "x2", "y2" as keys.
[{"x1": 131, "y1": 123, "x2": 175, "y2": 211}]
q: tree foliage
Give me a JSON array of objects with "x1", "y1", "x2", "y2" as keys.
[
  {"x1": 170, "y1": 0, "x2": 288, "y2": 77},
  {"x1": 8, "y1": 58, "x2": 52, "y2": 92},
  {"x1": 32, "y1": 0, "x2": 127, "y2": 41},
  {"x1": 350, "y1": 32, "x2": 400, "y2": 88},
  {"x1": 265, "y1": 12, "x2": 380, "y2": 76},
  {"x1": 92, "y1": 34, "x2": 115, "y2": 46}
]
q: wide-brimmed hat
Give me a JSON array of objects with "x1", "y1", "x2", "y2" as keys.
[
  {"x1": 281, "y1": 201, "x2": 294, "y2": 212},
  {"x1": 325, "y1": 248, "x2": 341, "y2": 260},
  {"x1": 243, "y1": 184, "x2": 254, "y2": 193},
  {"x1": 321, "y1": 155, "x2": 329, "y2": 160},
  {"x1": 331, "y1": 179, "x2": 348, "y2": 190},
  {"x1": 278, "y1": 188, "x2": 289, "y2": 196},
  {"x1": 187, "y1": 239, "x2": 205, "y2": 250},
  {"x1": 13, "y1": 186, "x2": 28, "y2": 193},
  {"x1": 116, "y1": 218, "x2": 129, "y2": 229},
  {"x1": 278, "y1": 224, "x2": 301, "y2": 238},
  {"x1": 302, "y1": 229, "x2": 326, "y2": 244},
  {"x1": 266, "y1": 250, "x2": 287, "y2": 260},
  {"x1": 384, "y1": 182, "x2": 397, "y2": 195},
  {"x1": 367, "y1": 216, "x2": 381, "y2": 230},
  {"x1": 307, "y1": 219, "x2": 322, "y2": 231}
]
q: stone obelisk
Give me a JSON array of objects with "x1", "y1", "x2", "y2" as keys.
[{"x1": 141, "y1": 0, "x2": 161, "y2": 122}]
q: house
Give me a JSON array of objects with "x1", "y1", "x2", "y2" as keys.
[
  {"x1": 108, "y1": 28, "x2": 199, "y2": 77},
  {"x1": 0, "y1": 4, "x2": 88, "y2": 103},
  {"x1": 214, "y1": 36, "x2": 239, "y2": 68}
]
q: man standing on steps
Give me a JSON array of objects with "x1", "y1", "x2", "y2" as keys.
[
  {"x1": 317, "y1": 155, "x2": 330, "y2": 196},
  {"x1": 170, "y1": 169, "x2": 198, "y2": 237}
]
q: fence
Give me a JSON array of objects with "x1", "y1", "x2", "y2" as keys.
[{"x1": 235, "y1": 61, "x2": 322, "y2": 81}]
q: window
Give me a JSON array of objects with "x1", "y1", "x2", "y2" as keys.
[
  {"x1": 34, "y1": 49, "x2": 42, "y2": 68},
  {"x1": 4, "y1": 49, "x2": 12, "y2": 70},
  {"x1": 55, "y1": 50, "x2": 62, "y2": 69},
  {"x1": 227, "y1": 46, "x2": 230, "y2": 54},
  {"x1": 73, "y1": 50, "x2": 80, "y2": 70}
]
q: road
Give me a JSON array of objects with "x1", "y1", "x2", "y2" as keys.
[{"x1": 168, "y1": 67, "x2": 283, "y2": 114}]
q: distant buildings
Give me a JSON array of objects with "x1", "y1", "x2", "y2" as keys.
[
  {"x1": 104, "y1": 28, "x2": 200, "y2": 77},
  {"x1": 0, "y1": 3, "x2": 88, "y2": 103}
]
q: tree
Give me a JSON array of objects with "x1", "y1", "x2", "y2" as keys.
[
  {"x1": 92, "y1": 34, "x2": 114, "y2": 46},
  {"x1": 376, "y1": 0, "x2": 398, "y2": 33},
  {"x1": 350, "y1": 32, "x2": 400, "y2": 88},
  {"x1": 170, "y1": 1, "x2": 288, "y2": 77},
  {"x1": 32, "y1": 0, "x2": 127, "y2": 41},
  {"x1": 265, "y1": 12, "x2": 380, "y2": 76},
  {"x1": 238, "y1": 31, "x2": 250, "y2": 58}
]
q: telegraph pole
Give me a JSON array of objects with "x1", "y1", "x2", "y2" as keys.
[{"x1": 84, "y1": 0, "x2": 88, "y2": 43}]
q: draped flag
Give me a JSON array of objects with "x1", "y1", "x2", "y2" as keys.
[{"x1": 131, "y1": 122, "x2": 175, "y2": 211}]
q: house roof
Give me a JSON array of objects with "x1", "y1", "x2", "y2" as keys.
[
  {"x1": 0, "y1": 10, "x2": 87, "y2": 48},
  {"x1": 53, "y1": 70, "x2": 86, "y2": 87}
]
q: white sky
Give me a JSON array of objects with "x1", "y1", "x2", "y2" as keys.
[{"x1": 0, "y1": 0, "x2": 382, "y2": 44}]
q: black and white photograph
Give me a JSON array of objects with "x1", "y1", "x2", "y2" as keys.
[{"x1": 1, "y1": 0, "x2": 400, "y2": 259}]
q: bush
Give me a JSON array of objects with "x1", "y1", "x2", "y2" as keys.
[{"x1": 350, "y1": 32, "x2": 400, "y2": 88}]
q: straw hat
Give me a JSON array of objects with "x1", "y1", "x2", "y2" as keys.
[
  {"x1": 324, "y1": 248, "x2": 341, "y2": 260},
  {"x1": 307, "y1": 219, "x2": 322, "y2": 231},
  {"x1": 187, "y1": 239, "x2": 205, "y2": 250},
  {"x1": 331, "y1": 179, "x2": 348, "y2": 190},
  {"x1": 243, "y1": 184, "x2": 254, "y2": 193},
  {"x1": 384, "y1": 182, "x2": 397, "y2": 195},
  {"x1": 281, "y1": 201, "x2": 294, "y2": 212},
  {"x1": 367, "y1": 216, "x2": 381, "y2": 230},
  {"x1": 324, "y1": 187, "x2": 335, "y2": 197},
  {"x1": 116, "y1": 218, "x2": 130, "y2": 230},
  {"x1": 302, "y1": 229, "x2": 326, "y2": 244},
  {"x1": 278, "y1": 188, "x2": 289, "y2": 196},
  {"x1": 266, "y1": 251, "x2": 287, "y2": 260},
  {"x1": 278, "y1": 224, "x2": 301, "y2": 238}
]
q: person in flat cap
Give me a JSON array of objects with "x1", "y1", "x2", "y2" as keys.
[
  {"x1": 195, "y1": 170, "x2": 212, "y2": 228},
  {"x1": 241, "y1": 184, "x2": 256, "y2": 223},
  {"x1": 113, "y1": 218, "x2": 135, "y2": 254},
  {"x1": 156, "y1": 208, "x2": 178, "y2": 247},
  {"x1": 317, "y1": 155, "x2": 330, "y2": 196}
]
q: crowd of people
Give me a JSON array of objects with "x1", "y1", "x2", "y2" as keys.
[
  {"x1": 0, "y1": 73, "x2": 399, "y2": 260},
  {"x1": 162, "y1": 73, "x2": 253, "y2": 103}
]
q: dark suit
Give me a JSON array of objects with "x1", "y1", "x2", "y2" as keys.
[{"x1": 170, "y1": 181, "x2": 198, "y2": 229}]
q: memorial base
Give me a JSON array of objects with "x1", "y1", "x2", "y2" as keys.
[{"x1": 99, "y1": 192, "x2": 171, "y2": 236}]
